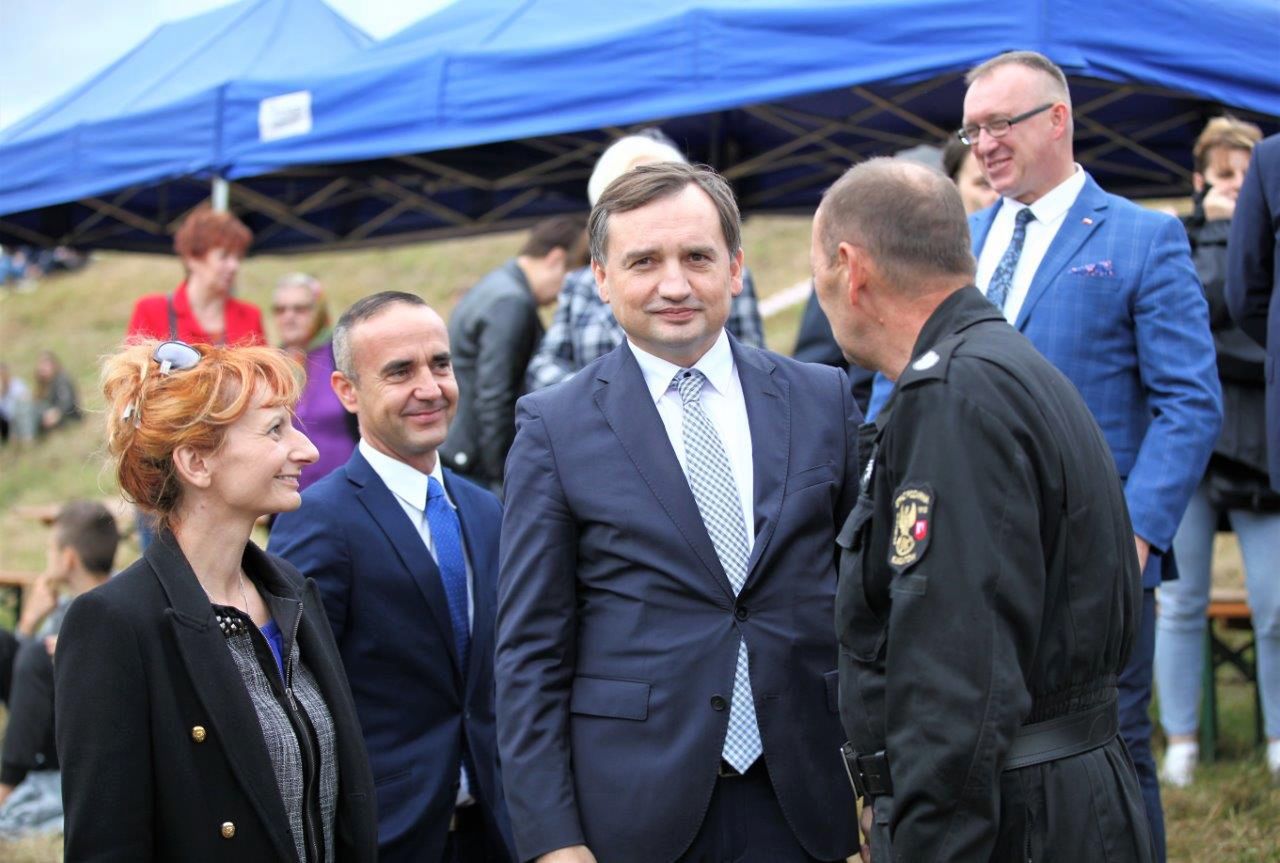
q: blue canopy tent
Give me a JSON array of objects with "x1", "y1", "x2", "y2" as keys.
[
  {"x1": 0, "y1": 0, "x2": 371, "y2": 248},
  {"x1": 2, "y1": 0, "x2": 1276, "y2": 252}
]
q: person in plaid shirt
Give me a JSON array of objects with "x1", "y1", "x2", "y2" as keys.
[{"x1": 527, "y1": 131, "x2": 765, "y2": 392}]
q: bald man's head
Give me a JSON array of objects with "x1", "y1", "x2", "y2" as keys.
[{"x1": 816, "y1": 158, "x2": 975, "y2": 292}]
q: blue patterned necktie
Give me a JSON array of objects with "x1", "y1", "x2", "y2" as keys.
[
  {"x1": 986, "y1": 207, "x2": 1036, "y2": 312},
  {"x1": 673, "y1": 368, "x2": 762, "y2": 774},
  {"x1": 426, "y1": 476, "x2": 471, "y2": 672}
]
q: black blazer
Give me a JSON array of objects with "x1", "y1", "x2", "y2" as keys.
[{"x1": 54, "y1": 532, "x2": 378, "y2": 863}]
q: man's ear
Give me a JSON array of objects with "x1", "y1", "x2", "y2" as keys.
[
  {"x1": 838, "y1": 241, "x2": 869, "y2": 307},
  {"x1": 331, "y1": 371, "x2": 359, "y2": 415},
  {"x1": 172, "y1": 444, "x2": 213, "y2": 490},
  {"x1": 592, "y1": 258, "x2": 610, "y2": 304},
  {"x1": 545, "y1": 246, "x2": 567, "y2": 270},
  {"x1": 1050, "y1": 103, "x2": 1071, "y2": 141},
  {"x1": 58, "y1": 545, "x2": 82, "y2": 579},
  {"x1": 729, "y1": 247, "x2": 745, "y2": 297},
  {"x1": 1192, "y1": 171, "x2": 1206, "y2": 194}
]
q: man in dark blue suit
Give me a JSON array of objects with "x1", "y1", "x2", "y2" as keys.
[
  {"x1": 271, "y1": 291, "x2": 513, "y2": 863},
  {"x1": 1228, "y1": 132, "x2": 1280, "y2": 491},
  {"x1": 958, "y1": 52, "x2": 1222, "y2": 860},
  {"x1": 496, "y1": 163, "x2": 861, "y2": 863}
]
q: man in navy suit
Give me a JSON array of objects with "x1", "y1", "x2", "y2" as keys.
[
  {"x1": 271, "y1": 291, "x2": 513, "y2": 863},
  {"x1": 496, "y1": 162, "x2": 861, "y2": 863},
  {"x1": 1228, "y1": 132, "x2": 1280, "y2": 491},
  {"x1": 957, "y1": 51, "x2": 1222, "y2": 860}
]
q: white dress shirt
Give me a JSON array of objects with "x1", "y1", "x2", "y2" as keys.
[
  {"x1": 628, "y1": 330, "x2": 756, "y2": 548},
  {"x1": 975, "y1": 165, "x2": 1088, "y2": 323},
  {"x1": 357, "y1": 438, "x2": 475, "y2": 805}
]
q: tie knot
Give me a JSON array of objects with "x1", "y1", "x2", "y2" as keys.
[
  {"x1": 1015, "y1": 207, "x2": 1035, "y2": 227},
  {"x1": 673, "y1": 368, "x2": 706, "y2": 405},
  {"x1": 427, "y1": 475, "x2": 444, "y2": 502}
]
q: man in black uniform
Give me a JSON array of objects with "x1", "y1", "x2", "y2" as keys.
[{"x1": 812, "y1": 157, "x2": 1154, "y2": 862}]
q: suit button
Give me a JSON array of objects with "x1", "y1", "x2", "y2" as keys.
[
  {"x1": 734, "y1": 606, "x2": 749, "y2": 621},
  {"x1": 220, "y1": 821, "x2": 236, "y2": 839},
  {"x1": 710, "y1": 695, "x2": 727, "y2": 711},
  {"x1": 191, "y1": 725, "x2": 207, "y2": 743}
]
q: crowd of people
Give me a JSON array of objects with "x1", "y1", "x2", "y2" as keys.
[{"x1": 0, "y1": 47, "x2": 1277, "y2": 863}]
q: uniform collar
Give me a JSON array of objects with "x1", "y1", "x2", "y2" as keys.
[{"x1": 910, "y1": 286, "x2": 1005, "y2": 359}]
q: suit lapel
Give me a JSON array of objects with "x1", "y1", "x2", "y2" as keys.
[
  {"x1": 1013, "y1": 175, "x2": 1109, "y2": 330},
  {"x1": 346, "y1": 451, "x2": 463, "y2": 677},
  {"x1": 447, "y1": 471, "x2": 494, "y2": 692},
  {"x1": 734, "y1": 342, "x2": 788, "y2": 587},
  {"x1": 593, "y1": 346, "x2": 736, "y2": 599},
  {"x1": 969, "y1": 201, "x2": 1000, "y2": 258},
  {"x1": 146, "y1": 536, "x2": 299, "y2": 863}
]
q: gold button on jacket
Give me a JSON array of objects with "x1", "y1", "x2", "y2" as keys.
[
  {"x1": 220, "y1": 822, "x2": 235, "y2": 839},
  {"x1": 191, "y1": 726, "x2": 207, "y2": 743}
]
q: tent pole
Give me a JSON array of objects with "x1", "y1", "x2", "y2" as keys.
[{"x1": 211, "y1": 177, "x2": 229, "y2": 212}]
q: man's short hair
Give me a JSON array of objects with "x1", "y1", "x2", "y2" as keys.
[
  {"x1": 53, "y1": 500, "x2": 119, "y2": 576},
  {"x1": 589, "y1": 162, "x2": 741, "y2": 265},
  {"x1": 818, "y1": 157, "x2": 976, "y2": 288},
  {"x1": 966, "y1": 50, "x2": 1072, "y2": 109},
  {"x1": 332, "y1": 291, "x2": 427, "y2": 379},
  {"x1": 1193, "y1": 116, "x2": 1263, "y2": 173},
  {"x1": 587, "y1": 131, "x2": 688, "y2": 206},
  {"x1": 519, "y1": 214, "x2": 588, "y2": 263}
]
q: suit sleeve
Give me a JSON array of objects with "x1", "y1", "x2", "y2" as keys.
[
  {"x1": 881, "y1": 387, "x2": 1043, "y2": 862},
  {"x1": 269, "y1": 500, "x2": 353, "y2": 644},
  {"x1": 495, "y1": 398, "x2": 585, "y2": 860},
  {"x1": 1227, "y1": 142, "x2": 1275, "y2": 347},
  {"x1": 474, "y1": 296, "x2": 541, "y2": 484},
  {"x1": 837, "y1": 365, "x2": 863, "y2": 522},
  {"x1": 56, "y1": 592, "x2": 156, "y2": 862},
  {"x1": 1125, "y1": 216, "x2": 1223, "y2": 552}
]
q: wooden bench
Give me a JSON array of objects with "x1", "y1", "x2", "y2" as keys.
[{"x1": 1199, "y1": 588, "x2": 1264, "y2": 762}]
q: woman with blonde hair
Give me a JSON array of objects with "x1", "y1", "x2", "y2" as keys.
[{"x1": 54, "y1": 339, "x2": 376, "y2": 862}]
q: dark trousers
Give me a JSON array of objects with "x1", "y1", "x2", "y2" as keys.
[
  {"x1": 1119, "y1": 588, "x2": 1165, "y2": 862},
  {"x1": 444, "y1": 805, "x2": 509, "y2": 863},
  {"x1": 675, "y1": 761, "x2": 837, "y2": 863}
]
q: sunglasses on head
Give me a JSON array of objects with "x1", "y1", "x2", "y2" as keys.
[{"x1": 121, "y1": 341, "x2": 203, "y2": 423}]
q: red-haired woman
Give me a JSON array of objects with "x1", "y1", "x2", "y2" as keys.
[
  {"x1": 54, "y1": 340, "x2": 376, "y2": 862},
  {"x1": 126, "y1": 206, "x2": 265, "y2": 346}
]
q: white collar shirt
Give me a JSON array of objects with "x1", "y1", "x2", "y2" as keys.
[
  {"x1": 975, "y1": 164, "x2": 1088, "y2": 323},
  {"x1": 628, "y1": 330, "x2": 756, "y2": 550},
  {"x1": 356, "y1": 438, "x2": 475, "y2": 805}
]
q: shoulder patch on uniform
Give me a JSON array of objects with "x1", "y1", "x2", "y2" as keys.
[
  {"x1": 912, "y1": 350, "x2": 940, "y2": 371},
  {"x1": 897, "y1": 336, "x2": 964, "y2": 388},
  {"x1": 889, "y1": 484, "x2": 933, "y2": 572}
]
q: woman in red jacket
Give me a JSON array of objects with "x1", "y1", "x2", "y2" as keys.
[{"x1": 126, "y1": 206, "x2": 264, "y2": 346}]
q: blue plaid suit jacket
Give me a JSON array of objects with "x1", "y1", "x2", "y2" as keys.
[{"x1": 969, "y1": 174, "x2": 1221, "y2": 586}]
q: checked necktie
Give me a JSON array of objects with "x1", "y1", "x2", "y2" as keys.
[
  {"x1": 986, "y1": 206, "x2": 1036, "y2": 313},
  {"x1": 426, "y1": 476, "x2": 471, "y2": 672},
  {"x1": 674, "y1": 368, "x2": 763, "y2": 774}
]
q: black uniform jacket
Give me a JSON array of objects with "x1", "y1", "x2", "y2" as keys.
[
  {"x1": 54, "y1": 532, "x2": 378, "y2": 863},
  {"x1": 837, "y1": 287, "x2": 1153, "y2": 862}
]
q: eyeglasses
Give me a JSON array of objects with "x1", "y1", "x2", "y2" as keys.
[
  {"x1": 957, "y1": 103, "x2": 1054, "y2": 146},
  {"x1": 121, "y1": 340, "x2": 203, "y2": 423},
  {"x1": 272, "y1": 303, "x2": 315, "y2": 316}
]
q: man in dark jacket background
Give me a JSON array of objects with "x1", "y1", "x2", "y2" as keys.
[{"x1": 442, "y1": 215, "x2": 586, "y2": 493}]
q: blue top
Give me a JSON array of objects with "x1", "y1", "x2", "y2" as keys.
[{"x1": 260, "y1": 618, "x2": 285, "y2": 681}]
